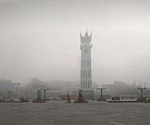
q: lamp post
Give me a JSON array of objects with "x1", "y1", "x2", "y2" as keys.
[{"x1": 97, "y1": 88, "x2": 107, "y2": 101}]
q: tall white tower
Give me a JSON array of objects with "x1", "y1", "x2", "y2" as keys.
[{"x1": 80, "y1": 31, "x2": 93, "y2": 98}]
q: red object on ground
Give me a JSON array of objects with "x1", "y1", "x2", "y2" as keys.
[{"x1": 78, "y1": 93, "x2": 83, "y2": 103}]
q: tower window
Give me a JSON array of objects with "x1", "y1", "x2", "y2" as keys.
[
  {"x1": 88, "y1": 71, "x2": 90, "y2": 77},
  {"x1": 84, "y1": 82, "x2": 85, "y2": 88},
  {"x1": 83, "y1": 71, "x2": 85, "y2": 77},
  {"x1": 84, "y1": 60, "x2": 86, "y2": 67},
  {"x1": 86, "y1": 71, "x2": 88, "y2": 78},
  {"x1": 82, "y1": 81, "x2": 84, "y2": 88},
  {"x1": 87, "y1": 60, "x2": 89, "y2": 66},
  {"x1": 87, "y1": 82, "x2": 89, "y2": 88},
  {"x1": 86, "y1": 82, "x2": 87, "y2": 88}
]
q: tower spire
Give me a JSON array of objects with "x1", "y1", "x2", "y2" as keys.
[
  {"x1": 85, "y1": 29, "x2": 88, "y2": 36},
  {"x1": 80, "y1": 30, "x2": 92, "y2": 43}
]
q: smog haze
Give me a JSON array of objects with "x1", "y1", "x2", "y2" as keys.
[{"x1": 0, "y1": 0, "x2": 150, "y2": 86}]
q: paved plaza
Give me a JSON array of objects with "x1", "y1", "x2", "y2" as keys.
[{"x1": 0, "y1": 101, "x2": 150, "y2": 125}]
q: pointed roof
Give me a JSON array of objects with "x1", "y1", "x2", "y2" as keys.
[{"x1": 80, "y1": 30, "x2": 92, "y2": 43}]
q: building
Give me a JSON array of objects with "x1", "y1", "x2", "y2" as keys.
[
  {"x1": 80, "y1": 31, "x2": 94, "y2": 99},
  {"x1": 0, "y1": 79, "x2": 20, "y2": 98},
  {"x1": 0, "y1": 80, "x2": 13, "y2": 92}
]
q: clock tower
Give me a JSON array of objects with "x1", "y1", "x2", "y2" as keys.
[{"x1": 80, "y1": 31, "x2": 94, "y2": 99}]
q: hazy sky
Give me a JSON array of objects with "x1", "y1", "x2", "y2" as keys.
[{"x1": 0, "y1": 0, "x2": 150, "y2": 86}]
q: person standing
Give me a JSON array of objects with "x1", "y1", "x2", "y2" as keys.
[{"x1": 66, "y1": 94, "x2": 71, "y2": 103}]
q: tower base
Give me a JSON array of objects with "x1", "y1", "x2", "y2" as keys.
[{"x1": 82, "y1": 90, "x2": 94, "y2": 99}]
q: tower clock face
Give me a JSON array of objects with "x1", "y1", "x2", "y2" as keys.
[{"x1": 84, "y1": 49, "x2": 89, "y2": 53}]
